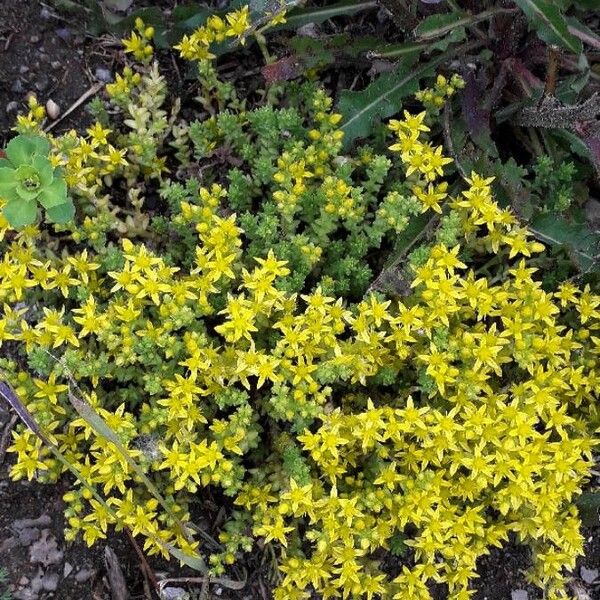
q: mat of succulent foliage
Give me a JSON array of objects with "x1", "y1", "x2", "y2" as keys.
[{"x1": 0, "y1": 5, "x2": 599, "y2": 600}]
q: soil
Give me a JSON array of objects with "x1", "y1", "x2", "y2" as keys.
[
  {"x1": 1, "y1": 1, "x2": 600, "y2": 600},
  {"x1": 0, "y1": 0, "x2": 116, "y2": 146}
]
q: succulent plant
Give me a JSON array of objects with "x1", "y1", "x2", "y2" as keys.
[{"x1": 0, "y1": 134, "x2": 74, "y2": 228}]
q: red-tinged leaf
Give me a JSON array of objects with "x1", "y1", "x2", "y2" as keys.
[
  {"x1": 461, "y1": 70, "x2": 494, "y2": 153},
  {"x1": 261, "y1": 56, "x2": 303, "y2": 85},
  {"x1": 511, "y1": 59, "x2": 544, "y2": 97}
]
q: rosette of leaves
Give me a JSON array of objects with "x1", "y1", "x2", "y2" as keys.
[{"x1": 0, "y1": 135, "x2": 74, "y2": 228}]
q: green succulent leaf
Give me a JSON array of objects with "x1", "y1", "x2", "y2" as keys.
[
  {"x1": 14, "y1": 164, "x2": 43, "y2": 201},
  {"x1": 46, "y1": 200, "x2": 76, "y2": 224},
  {"x1": 32, "y1": 154, "x2": 55, "y2": 187},
  {"x1": 5, "y1": 135, "x2": 51, "y2": 167},
  {"x1": 0, "y1": 167, "x2": 18, "y2": 200},
  {"x1": 38, "y1": 178, "x2": 68, "y2": 209},
  {"x1": 2, "y1": 199, "x2": 38, "y2": 228}
]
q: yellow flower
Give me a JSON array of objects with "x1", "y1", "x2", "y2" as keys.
[{"x1": 226, "y1": 6, "x2": 251, "y2": 40}]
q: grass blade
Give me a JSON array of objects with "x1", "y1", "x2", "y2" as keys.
[{"x1": 513, "y1": 0, "x2": 583, "y2": 54}]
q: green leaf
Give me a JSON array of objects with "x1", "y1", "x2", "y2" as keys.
[
  {"x1": 414, "y1": 8, "x2": 515, "y2": 42},
  {"x1": 0, "y1": 166, "x2": 17, "y2": 199},
  {"x1": 282, "y1": 0, "x2": 378, "y2": 29},
  {"x1": 32, "y1": 155, "x2": 54, "y2": 187},
  {"x1": 566, "y1": 16, "x2": 600, "y2": 50},
  {"x1": 513, "y1": 0, "x2": 583, "y2": 54},
  {"x1": 367, "y1": 41, "x2": 429, "y2": 61},
  {"x1": 414, "y1": 11, "x2": 468, "y2": 40},
  {"x1": 45, "y1": 200, "x2": 75, "y2": 224},
  {"x1": 529, "y1": 212, "x2": 600, "y2": 272},
  {"x1": 3, "y1": 199, "x2": 38, "y2": 228},
  {"x1": 338, "y1": 51, "x2": 449, "y2": 148},
  {"x1": 168, "y1": 5, "x2": 212, "y2": 44},
  {"x1": 5, "y1": 135, "x2": 50, "y2": 167},
  {"x1": 576, "y1": 492, "x2": 600, "y2": 526},
  {"x1": 38, "y1": 178, "x2": 68, "y2": 209}
]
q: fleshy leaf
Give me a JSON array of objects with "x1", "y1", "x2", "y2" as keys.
[
  {"x1": 38, "y1": 178, "x2": 68, "y2": 209},
  {"x1": 3, "y1": 199, "x2": 38, "y2": 228},
  {"x1": 32, "y1": 154, "x2": 55, "y2": 187},
  {"x1": 45, "y1": 200, "x2": 76, "y2": 224},
  {"x1": 5, "y1": 135, "x2": 51, "y2": 167},
  {"x1": 0, "y1": 166, "x2": 18, "y2": 199}
]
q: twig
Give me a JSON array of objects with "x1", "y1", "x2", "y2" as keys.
[
  {"x1": 44, "y1": 82, "x2": 104, "y2": 132},
  {"x1": 443, "y1": 101, "x2": 467, "y2": 178},
  {"x1": 156, "y1": 574, "x2": 246, "y2": 594},
  {"x1": 124, "y1": 527, "x2": 160, "y2": 595},
  {"x1": 544, "y1": 45, "x2": 560, "y2": 96},
  {"x1": 0, "y1": 414, "x2": 18, "y2": 465}
]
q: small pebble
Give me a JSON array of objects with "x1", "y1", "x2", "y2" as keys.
[
  {"x1": 19, "y1": 65, "x2": 29, "y2": 74},
  {"x1": 581, "y1": 566, "x2": 598, "y2": 584},
  {"x1": 11, "y1": 80, "x2": 24, "y2": 93},
  {"x1": 40, "y1": 6, "x2": 52, "y2": 19},
  {"x1": 51, "y1": 60, "x2": 62, "y2": 70},
  {"x1": 46, "y1": 99, "x2": 60, "y2": 120},
  {"x1": 6, "y1": 101, "x2": 19, "y2": 114},
  {"x1": 95, "y1": 67, "x2": 113, "y2": 82},
  {"x1": 511, "y1": 590, "x2": 528, "y2": 600},
  {"x1": 18, "y1": 577, "x2": 29, "y2": 586},
  {"x1": 63, "y1": 562, "x2": 73, "y2": 578},
  {"x1": 42, "y1": 573, "x2": 59, "y2": 592},
  {"x1": 161, "y1": 587, "x2": 187, "y2": 600},
  {"x1": 74, "y1": 568, "x2": 95, "y2": 583},
  {"x1": 34, "y1": 75, "x2": 49, "y2": 92},
  {"x1": 56, "y1": 28, "x2": 71, "y2": 41},
  {"x1": 30, "y1": 35, "x2": 41, "y2": 44}
]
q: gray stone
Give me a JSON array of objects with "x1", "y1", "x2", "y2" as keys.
[
  {"x1": 74, "y1": 568, "x2": 95, "y2": 583},
  {"x1": 13, "y1": 515, "x2": 52, "y2": 530},
  {"x1": 160, "y1": 587, "x2": 188, "y2": 600},
  {"x1": 29, "y1": 530, "x2": 63, "y2": 566},
  {"x1": 581, "y1": 566, "x2": 598, "y2": 584},
  {"x1": 34, "y1": 75, "x2": 49, "y2": 92},
  {"x1": 42, "y1": 573, "x2": 59, "y2": 592},
  {"x1": 511, "y1": 591, "x2": 528, "y2": 600},
  {"x1": 18, "y1": 527, "x2": 40, "y2": 546},
  {"x1": 95, "y1": 67, "x2": 113, "y2": 83},
  {"x1": 11, "y1": 79, "x2": 24, "y2": 93}
]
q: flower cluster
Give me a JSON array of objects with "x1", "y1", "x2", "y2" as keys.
[
  {"x1": 175, "y1": 6, "x2": 251, "y2": 61},
  {"x1": 415, "y1": 73, "x2": 465, "y2": 112},
  {"x1": 122, "y1": 17, "x2": 155, "y2": 63},
  {"x1": 1, "y1": 6, "x2": 599, "y2": 600}
]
